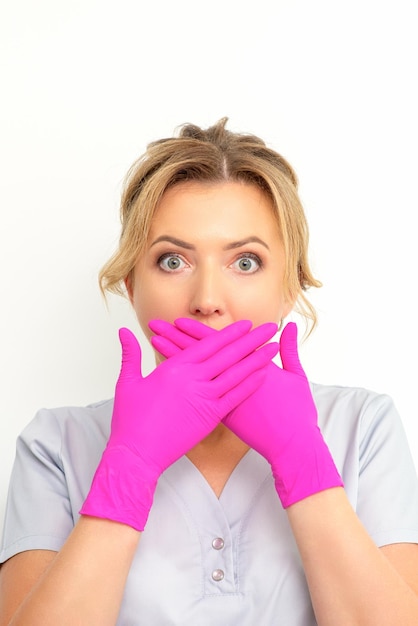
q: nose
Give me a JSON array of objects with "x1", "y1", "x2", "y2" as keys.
[{"x1": 189, "y1": 266, "x2": 226, "y2": 318}]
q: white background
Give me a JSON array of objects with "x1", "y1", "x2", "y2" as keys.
[{"x1": 1, "y1": 0, "x2": 417, "y2": 534}]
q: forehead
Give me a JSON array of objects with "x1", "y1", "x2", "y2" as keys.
[{"x1": 150, "y1": 181, "x2": 280, "y2": 240}]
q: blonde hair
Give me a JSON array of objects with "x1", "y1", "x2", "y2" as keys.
[{"x1": 100, "y1": 117, "x2": 322, "y2": 331}]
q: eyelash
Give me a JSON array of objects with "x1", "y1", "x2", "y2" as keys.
[
  {"x1": 233, "y1": 252, "x2": 263, "y2": 273},
  {"x1": 157, "y1": 252, "x2": 263, "y2": 273},
  {"x1": 157, "y1": 253, "x2": 187, "y2": 272}
]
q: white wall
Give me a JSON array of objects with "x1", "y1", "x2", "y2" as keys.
[{"x1": 1, "y1": 0, "x2": 417, "y2": 533}]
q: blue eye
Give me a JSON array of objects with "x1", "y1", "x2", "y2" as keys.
[
  {"x1": 233, "y1": 253, "x2": 262, "y2": 273},
  {"x1": 158, "y1": 254, "x2": 186, "y2": 272}
]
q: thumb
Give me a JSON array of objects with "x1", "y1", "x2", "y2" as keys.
[
  {"x1": 279, "y1": 322, "x2": 306, "y2": 377},
  {"x1": 118, "y1": 327, "x2": 143, "y2": 381}
]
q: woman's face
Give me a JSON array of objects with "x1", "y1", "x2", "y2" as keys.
[{"x1": 126, "y1": 181, "x2": 293, "y2": 343}]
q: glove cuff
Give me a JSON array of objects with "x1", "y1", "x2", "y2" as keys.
[
  {"x1": 80, "y1": 446, "x2": 159, "y2": 531},
  {"x1": 272, "y1": 429, "x2": 344, "y2": 508}
]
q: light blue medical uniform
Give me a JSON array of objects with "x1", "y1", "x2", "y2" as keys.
[{"x1": 2, "y1": 383, "x2": 418, "y2": 625}]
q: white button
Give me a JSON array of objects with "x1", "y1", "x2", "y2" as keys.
[
  {"x1": 212, "y1": 569, "x2": 224, "y2": 581},
  {"x1": 212, "y1": 537, "x2": 224, "y2": 550}
]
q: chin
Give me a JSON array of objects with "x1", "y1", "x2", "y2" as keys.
[{"x1": 154, "y1": 352, "x2": 166, "y2": 365}]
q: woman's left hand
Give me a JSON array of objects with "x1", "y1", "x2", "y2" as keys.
[{"x1": 150, "y1": 318, "x2": 343, "y2": 508}]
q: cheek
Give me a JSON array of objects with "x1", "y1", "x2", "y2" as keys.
[
  {"x1": 131, "y1": 279, "x2": 188, "y2": 339},
  {"x1": 228, "y1": 275, "x2": 287, "y2": 324},
  {"x1": 234, "y1": 298, "x2": 284, "y2": 327}
]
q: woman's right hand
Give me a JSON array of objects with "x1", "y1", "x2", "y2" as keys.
[{"x1": 80, "y1": 320, "x2": 278, "y2": 531}]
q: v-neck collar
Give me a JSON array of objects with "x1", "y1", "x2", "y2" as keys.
[{"x1": 161, "y1": 449, "x2": 273, "y2": 530}]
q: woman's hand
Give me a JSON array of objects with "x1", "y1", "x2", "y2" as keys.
[
  {"x1": 80, "y1": 320, "x2": 279, "y2": 530},
  {"x1": 150, "y1": 318, "x2": 343, "y2": 508}
]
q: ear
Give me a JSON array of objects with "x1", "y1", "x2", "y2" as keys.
[{"x1": 124, "y1": 274, "x2": 134, "y2": 305}]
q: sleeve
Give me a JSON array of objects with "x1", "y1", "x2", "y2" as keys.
[
  {"x1": 356, "y1": 392, "x2": 418, "y2": 547},
  {"x1": 0, "y1": 409, "x2": 74, "y2": 563}
]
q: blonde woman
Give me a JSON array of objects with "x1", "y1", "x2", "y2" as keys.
[{"x1": 1, "y1": 119, "x2": 418, "y2": 625}]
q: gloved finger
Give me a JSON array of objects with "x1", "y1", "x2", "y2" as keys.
[
  {"x1": 200, "y1": 321, "x2": 278, "y2": 379},
  {"x1": 212, "y1": 341, "x2": 279, "y2": 397},
  {"x1": 216, "y1": 368, "x2": 268, "y2": 416},
  {"x1": 279, "y1": 322, "x2": 306, "y2": 377},
  {"x1": 148, "y1": 319, "x2": 196, "y2": 349},
  {"x1": 118, "y1": 328, "x2": 143, "y2": 382},
  {"x1": 174, "y1": 317, "x2": 215, "y2": 340},
  {"x1": 150, "y1": 335, "x2": 182, "y2": 358},
  {"x1": 181, "y1": 319, "x2": 253, "y2": 364}
]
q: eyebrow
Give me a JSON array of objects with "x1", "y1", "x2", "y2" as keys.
[{"x1": 150, "y1": 235, "x2": 270, "y2": 251}]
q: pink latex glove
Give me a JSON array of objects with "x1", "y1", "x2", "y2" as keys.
[
  {"x1": 81, "y1": 320, "x2": 279, "y2": 530},
  {"x1": 150, "y1": 318, "x2": 343, "y2": 508}
]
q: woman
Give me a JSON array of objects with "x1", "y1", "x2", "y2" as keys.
[{"x1": 1, "y1": 118, "x2": 418, "y2": 625}]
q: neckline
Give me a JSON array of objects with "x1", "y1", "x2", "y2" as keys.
[{"x1": 161, "y1": 449, "x2": 273, "y2": 529}]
